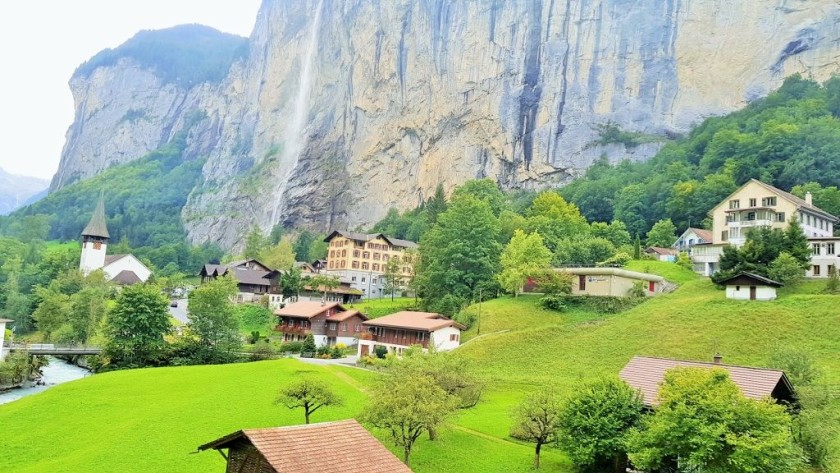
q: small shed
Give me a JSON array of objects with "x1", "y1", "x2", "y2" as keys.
[
  {"x1": 645, "y1": 246, "x2": 678, "y2": 262},
  {"x1": 718, "y1": 272, "x2": 782, "y2": 301},
  {"x1": 198, "y1": 419, "x2": 411, "y2": 473}
]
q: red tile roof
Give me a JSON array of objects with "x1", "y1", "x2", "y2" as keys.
[
  {"x1": 199, "y1": 419, "x2": 411, "y2": 473},
  {"x1": 645, "y1": 246, "x2": 677, "y2": 256},
  {"x1": 620, "y1": 356, "x2": 793, "y2": 407},
  {"x1": 687, "y1": 227, "x2": 713, "y2": 243},
  {"x1": 363, "y1": 311, "x2": 465, "y2": 332},
  {"x1": 274, "y1": 301, "x2": 344, "y2": 318},
  {"x1": 330, "y1": 309, "x2": 368, "y2": 322}
]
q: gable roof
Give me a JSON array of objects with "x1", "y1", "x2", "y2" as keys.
[
  {"x1": 229, "y1": 267, "x2": 272, "y2": 286},
  {"x1": 645, "y1": 247, "x2": 677, "y2": 256},
  {"x1": 710, "y1": 179, "x2": 838, "y2": 222},
  {"x1": 678, "y1": 227, "x2": 713, "y2": 243},
  {"x1": 717, "y1": 271, "x2": 783, "y2": 288},
  {"x1": 363, "y1": 311, "x2": 465, "y2": 332},
  {"x1": 331, "y1": 309, "x2": 368, "y2": 322},
  {"x1": 561, "y1": 267, "x2": 665, "y2": 282},
  {"x1": 620, "y1": 356, "x2": 794, "y2": 407},
  {"x1": 82, "y1": 195, "x2": 110, "y2": 239},
  {"x1": 324, "y1": 231, "x2": 418, "y2": 249},
  {"x1": 111, "y1": 270, "x2": 143, "y2": 286},
  {"x1": 275, "y1": 301, "x2": 345, "y2": 318},
  {"x1": 104, "y1": 254, "x2": 129, "y2": 266},
  {"x1": 198, "y1": 419, "x2": 411, "y2": 473}
]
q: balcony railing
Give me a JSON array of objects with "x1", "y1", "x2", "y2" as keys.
[{"x1": 274, "y1": 325, "x2": 311, "y2": 335}]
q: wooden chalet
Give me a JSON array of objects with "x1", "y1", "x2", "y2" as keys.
[
  {"x1": 358, "y1": 311, "x2": 465, "y2": 356},
  {"x1": 620, "y1": 355, "x2": 796, "y2": 408},
  {"x1": 200, "y1": 259, "x2": 281, "y2": 303},
  {"x1": 198, "y1": 419, "x2": 411, "y2": 473},
  {"x1": 274, "y1": 301, "x2": 368, "y2": 346}
]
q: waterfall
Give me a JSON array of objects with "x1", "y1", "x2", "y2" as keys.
[{"x1": 271, "y1": 0, "x2": 325, "y2": 224}]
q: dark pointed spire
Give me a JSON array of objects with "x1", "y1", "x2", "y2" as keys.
[{"x1": 82, "y1": 192, "x2": 110, "y2": 239}]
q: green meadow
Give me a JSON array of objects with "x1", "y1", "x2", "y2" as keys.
[{"x1": 2, "y1": 262, "x2": 840, "y2": 472}]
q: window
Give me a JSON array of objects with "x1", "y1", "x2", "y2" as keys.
[
  {"x1": 362, "y1": 251, "x2": 370, "y2": 259},
  {"x1": 367, "y1": 243, "x2": 373, "y2": 249},
  {"x1": 361, "y1": 277, "x2": 366, "y2": 283},
  {"x1": 762, "y1": 197, "x2": 777, "y2": 206},
  {"x1": 449, "y1": 333, "x2": 460, "y2": 342},
  {"x1": 355, "y1": 324, "x2": 361, "y2": 332},
  {"x1": 383, "y1": 254, "x2": 389, "y2": 261},
  {"x1": 330, "y1": 250, "x2": 335, "y2": 258},
  {"x1": 351, "y1": 261, "x2": 359, "y2": 269},
  {"x1": 813, "y1": 243, "x2": 821, "y2": 256},
  {"x1": 417, "y1": 332, "x2": 425, "y2": 341},
  {"x1": 361, "y1": 263, "x2": 369, "y2": 270},
  {"x1": 372, "y1": 278, "x2": 378, "y2": 284},
  {"x1": 328, "y1": 261, "x2": 334, "y2": 269},
  {"x1": 340, "y1": 260, "x2": 346, "y2": 268},
  {"x1": 828, "y1": 243, "x2": 835, "y2": 255},
  {"x1": 372, "y1": 264, "x2": 379, "y2": 272},
  {"x1": 373, "y1": 253, "x2": 380, "y2": 260},
  {"x1": 746, "y1": 212, "x2": 756, "y2": 221},
  {"x1": 735, "y1": 286, "x2": 740, "y2": 291},
  {"x1": 777, "y1": 212, "x2": 785, "y2": 223},
  {"x1": 729, "y1": 200, "x2": 740, "y2": 210},
  {"x1": 341, "y1": 249, "x2": 346, "y2": 257},
  {"x1": 353, "y1": 250, "x2": 360, "y2": 257},
  {"x1": 749, "y1": 198, "x2": 757, "y2": 207},
  {"x1": 721, "y1": 231, "x2": 728, "y2": 242},
  {"x1": 813, "y1": 265, "x2": 822, "y2": 276},
  {"x1": 341, "y1": 323, "x2": 347, "y2": 331}
]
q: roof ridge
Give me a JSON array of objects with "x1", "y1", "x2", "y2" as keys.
[{"x1": 630, "y1": 355, "x2": 785, "y2": 374}]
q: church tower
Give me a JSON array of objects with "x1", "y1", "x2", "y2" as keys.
[{"x1": 79, "y1": 195, "x2": 110, "y2": 276}]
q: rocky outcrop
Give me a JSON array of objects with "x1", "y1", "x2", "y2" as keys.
[{"x1": 53, "y1": 0, "x2": 840, "y2": 250}]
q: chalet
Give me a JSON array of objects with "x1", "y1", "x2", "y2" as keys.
[
  {"x1": 79, "y1": 196, "x2": 151, "y2": 284},
  {"x1": 323, "y1": 231, "x2": 417, "y2": 297},
  {"x1": 274, "y1": 301, "x2": 368, "y2": 347},
  {"x1": 198, "y1": 419, "x2": 411, "y2": 473},
  {"x1": 200, "y1": 259, "x2": 281, "y2": 304},
  {"x1": 357, "y1": 311, "x2": 465, "y2": 357},
  {"x1": 693, "y1": 179, "x2": 840, "y2": 276},
  {"x1": 620, "y1": 355, "x2": 796, "y2": 408},
  {"x1": 645, "y1": 247, "x2": 677, "y2": 262},
  {"x1": 717, "y1": 272, "x2": 783, "y2": 301},
  {"x1": 673, "y1": 227, "x2": 713, "y2": 252},
  {"x1": 565, "y1": 268, "x2": 665, "y2": 297},
  {"x1": 297, "y1": 280, "x2": 363, "y2": 304}
]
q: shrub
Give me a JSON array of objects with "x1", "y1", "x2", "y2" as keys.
[
  {"x1": 248, "y1": 343, "x2": 276, "y2": 361},
  {"x1": 330, "y1": 346, "x2": 343, "y2": 359},
  {"x1": 280, "y1": 341, "x2": 303, "y2": 353},
  {"x1": 453, "y1": 310, "x2": 476, "y2": 329},
  {"x1": 247, "y1": 331, "x2": 260, "y2": 344},
  {"x1": 539, "y1": 294, "x2": 567, "y2": 312},
  {"x1": 335, "y1": 342, "x2": 347, "y2": 350},
  {"x1": 824, "y1": 271, "x2": 840, "y2": 294},
  {"x1": 598, "y1": 252, "x2": 632, "y2": 267},
  {"x1": 316, "y1": 345, "x2": 331, "y2": 357},
  {"x1": 374, "y1": 345, "x2": 388, "y2": 359},
  {"x1": 628, "y1": 281, "x2": 646, "y2": 299},
  {"x1": 300, "y1": 334, "x2": 316, "y2": 357}
]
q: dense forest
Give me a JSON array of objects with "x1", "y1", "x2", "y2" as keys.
[{"x1": 74, "y1": 24, "x2": 248, "y2": 88}]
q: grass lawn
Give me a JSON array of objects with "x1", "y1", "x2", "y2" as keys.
[
  {"x1": 3, "y1": 260, "x2": 839, "y2": 472},
  {"x1": 348, "y1": 296, "x2": 419, "y2": 318}
]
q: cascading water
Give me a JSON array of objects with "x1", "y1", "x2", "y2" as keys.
[{"x1": 270, "y1": 0, "x2": 324, "y2": 224}]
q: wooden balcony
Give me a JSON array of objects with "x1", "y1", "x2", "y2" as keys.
[
  {"x1": 274, "y1": 325, "x2": 311, "y2": 336},
  {"x1": 362, "y1": 331, "x2": 429, "y2": 348}
]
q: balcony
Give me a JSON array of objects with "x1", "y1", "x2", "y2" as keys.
[
  {"x1": 727, "y1": 219, "x2": 773, "y2": 228},
  {"x1": 360, "y1": 331, "x2": 429, "y2": 348},
  {"x1": 274, "y1": 325, "x2": 311, "y2": 336}
]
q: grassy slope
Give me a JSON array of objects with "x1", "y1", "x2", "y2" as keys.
[{"x1": 3, "y1": 261, "x2": 839, "y2": 471}]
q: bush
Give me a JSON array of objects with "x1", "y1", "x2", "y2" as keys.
[
  {"x1": 280, "y1": 341, "x2": 303, "y2": 353},
  {"x1": 300, "y1": 334, "x2": 316, "y2": 357},
  {"x1": 539, "y1": 294, "x2": 567, "y2": 312},
  {"x1": 453, "y1": 310, "x2": 477, "y2": 329},
  {"x1": 373, "y1": 345, "x2": 388, "y2": 359},
  {"x1": 628, "y1": 281, "x2": 647, "y2": 299},
  {"x1": 248, "y1": 343, "x2": 276, "y2": 361},
  {"x1": 316, "y1": 344, "x2": 331, "y2": 357},
  {"x1": 824, "y1": 271, "x2": 840, "y2": 294},
  {"x1": 598, "y1": 252, "x2": 632, "y2": 267},
  {"x1": 330, "y1": 346, "x2": 343, "y2": 359},
  {"x1": 436, "y1": 294, "x2": 466, "y2": 317},
  {"x1": 247, "y1": 331, "x2": 260, "y2": 344}
]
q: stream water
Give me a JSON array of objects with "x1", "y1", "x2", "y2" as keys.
[{"x1": 0, "y1": 356, "x2": 90, "y2": 405}]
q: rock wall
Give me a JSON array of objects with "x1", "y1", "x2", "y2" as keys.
[{"x1": 53, "y1": 0, "x2": 840, "y2": 250}]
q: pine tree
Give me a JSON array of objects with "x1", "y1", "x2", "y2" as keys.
[
  {"x1": 633, "y1": 235, "x2": 642, "y2": 260},
  {"x1": 426, "y1": 183, "x2": 448, "y2": 225},
  {"x1": 783, "y1": 217, "x2": 811, "y2": 267}
]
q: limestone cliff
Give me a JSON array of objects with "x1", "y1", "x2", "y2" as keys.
[{"x1": 53, "y1": 0, "x2": 840, "y2": 250}]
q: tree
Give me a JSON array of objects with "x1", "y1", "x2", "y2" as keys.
[
  {"x1": 498, "y1": 230, "x2": 552, "y2": 296},
  {"x1": 276, "y1": 379, "x2": 343, "y2": 424},
  {"x1": 293, "y1": 230, "x2": 316, "y2": 261},
  {"x1": 104, "y1": 284, "x2": 171, "y2": 367},
  {"x1": 307, "y1": 274, "x2": 339, "y2": 300},
  {"x1": 306, "y1": 236, "x2": 329, "y2": 262},
  {"x1": 783, "y1": 217, "x2": 811, "y2": 267},
  {"x1": 510, "y1": 388, "x2": 563, "y2": 469},
  {"x1": 301, "y1": 333, "x2": 316, "y2": 355},
  {"x1": 450, "y1": 178, "x2": 507, "y2": 216},
  {"x1": 279, "y1": 266, "x2": 303, "y2": 299},
  {"x1": 242, "y1": 225, "x2": 268, "y2": 260},
  {"x1": 769, "y1": 252, "x2": 805, "y2": 285},
  {"x1": 261, "y1": 236, "x2": 296, "y2": 269},
  {"x1": 418, "y1": 194, "x2": 502, "y2": 306},
  {"x1": 187, "y1": 275, "x2": 240, "y2": 362},
  {"x1": 558, "y1": 378, "x2": 644, "y2": 473},
  {"x1": 31, "y1": 287, "x2": 70, "y2": 341},
  {"x1": 525, "y1": 191, "x2": 590, "y2": 252},
  {"x1": 591, "y1": 220, "x2": 632, "y2": 247},
  {"x1": 646, "y1": 219, "x2": 678, "y2": 248},
  {"x1": 633, "y1": 234, "x2": 641, "y2": 260},
  {"x1": 363, "y1": 373, "x2": 458, "y2": 465},
  {"x1": 426, "y1": 183, "x2": 448, "y2": 225},
  {"x1": 627, "y1": 367, "x2": 803, "y2": 473},
  {"x1": 382, "y1": 256, "x2": 402, "y2": 301}
]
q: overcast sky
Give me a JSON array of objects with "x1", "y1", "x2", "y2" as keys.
[{"x1": 0, "y1": 1, "x2": 262, "y2": 181}]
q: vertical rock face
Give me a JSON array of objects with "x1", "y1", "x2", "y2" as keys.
[{"x1": 53, "y1": 0, "x2": 840, "y2": 250}]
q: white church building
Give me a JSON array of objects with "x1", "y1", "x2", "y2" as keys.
[{"x1": 79, "y1": 197, "x2": 151, "y2": 284}]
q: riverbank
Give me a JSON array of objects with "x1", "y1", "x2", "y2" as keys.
[{"x1": 0, "y1": 356, "x2": 90, "y2": 405}]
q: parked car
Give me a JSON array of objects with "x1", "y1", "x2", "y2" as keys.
[{"x1": 170, "y1": 300, "x2": 178, "y2": 308}]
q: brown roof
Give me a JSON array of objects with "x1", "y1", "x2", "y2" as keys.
[
  {"x1": 275, "y1": 301, "x2": 344, "y2": 318},
  {"x1": 363, "y1": 311, "x2": 465, "y2": 332},
  {"x1": 199, "y1": 419, "x2": 411, "y2": 473},
  {"x1": 645, "y1": 246, "x2": 677, "y2": 256},
  {"x1": 620, "y1": 356, "x2": 794, "y2": 407},
  {"x1": 111, "y1": 270, "x2": 142, "y2": 285},
  {"x1": 686, "y1": 227, "x2": 713, "y2": 242},
  {"x1": 229, "y1": 267, "x2": 272, "y2": 286},
  {"x1": 302, "y1": 284, "x2": 363, "y2": 295},
  {"x1": 82, "y1": 194, "x2": 110, "y2": 239},
  {"x1": 330, "y1": 310, "x2": 368, "y2": 322},
  {"x1": 717, "y1": 272, "x2": 783, "y2": 288},
  {"x1": 104, "y1": 254, "x2": 129, "y2": 266},
  {"x1": 324, "y1": 231, "x2": 418, "y2": 249}
]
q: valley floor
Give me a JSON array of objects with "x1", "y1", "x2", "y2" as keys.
[{"x1": 2, "y1": 262, "x2": 839, "y2": 472}]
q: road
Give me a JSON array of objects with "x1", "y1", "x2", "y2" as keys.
[{"x1": 168, "y1": 299, "x2": 189, "y2": 324}]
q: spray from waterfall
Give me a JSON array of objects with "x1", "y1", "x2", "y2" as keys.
[{"x1": 271, "y1": 0, "x2": 324, "y2": 224}]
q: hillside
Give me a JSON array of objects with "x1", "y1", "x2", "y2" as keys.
[
  {"x1": 2, "y1": 262, "x2": 839, "y2": 471},
  {"x1": 47, "y1": 0, "x2": 840, "y2": 249},
  {"x1": 0, "y1": 168, "x2": 48, "y2": 216}
]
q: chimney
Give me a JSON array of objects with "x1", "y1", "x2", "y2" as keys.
[
  {"x1": 805, "y1": 192, "x2": 813, "y2": 206},
  {"x1": 713, "y1": 353, "x2": 723, "y2": 365}
]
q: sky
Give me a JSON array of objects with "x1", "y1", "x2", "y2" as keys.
[{"x1": 0, "y1": 1, "x2": 262, "y2": 181}]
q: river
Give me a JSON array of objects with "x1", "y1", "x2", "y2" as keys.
[{"x1": 0, "y1": 356, "x2": 90, "y2": 405}]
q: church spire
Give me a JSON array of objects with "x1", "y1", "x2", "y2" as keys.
[{"x1": 82, "y1": 192, "x2": 110, "y2": 240}]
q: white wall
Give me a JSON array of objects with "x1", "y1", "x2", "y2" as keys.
[
  {"x1": 726, "y1": 285, "x2": 777, "y2": 301},
  {"x1": 79, "y1": 241, "x2": 107, "y2": 275},
  {"x1": 432, "y1": 326, "x2": 462, "y2": 351},
  {"x1": 0, "y1": 321, "x2": 7, "y2": 361},
  {"x1": 103, "y1": 255, "x2": 151, "y2": 282}
]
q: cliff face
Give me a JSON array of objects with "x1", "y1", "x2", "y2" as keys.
[{"x1": 53, "y1": 0, "x2": 840, "y2": 250}]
